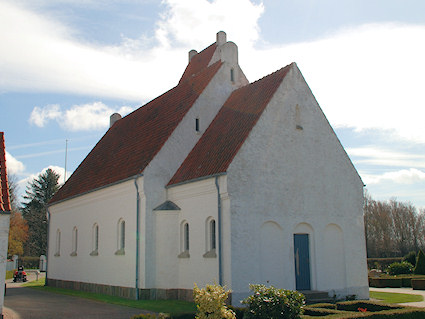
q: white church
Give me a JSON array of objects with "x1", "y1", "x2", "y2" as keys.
[{"x1": 47, "y1": 31, "x2": 369, "y2": 304}]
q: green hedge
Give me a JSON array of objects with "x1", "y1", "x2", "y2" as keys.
[
  {"x1": 411, "y1": 279, "x2": 425, "y2": 290},
  {"x1": 19, "y1": 256, "x2": 39, "y2": 269},
  {"x1": 301, "y1": 301, "x2": 425, "y2": 318},
  {"x1": 369, "y1": 278, "x2": 403, "y2": 288}
]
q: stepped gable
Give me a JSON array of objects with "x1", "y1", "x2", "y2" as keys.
[
  {"x1": 168, "y1": 63, "x2": 293, "y2": 186},
  {"x1": 179, "y1": 44, "x2": 217, "y2": 83},
  {"x1": 0, "y1": 132, "x2": 11, "y2": 212},
  {"x1": 51, "y1": 61, "x2": 223, "y2": 204}
]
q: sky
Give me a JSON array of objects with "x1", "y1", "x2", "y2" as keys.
[{"x1": 1, "y1": 0, "x2": 425, "y2": 209}]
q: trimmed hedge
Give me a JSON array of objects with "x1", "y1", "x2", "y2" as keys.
[
  {"x1": 369, "y1": 278, "x2": 403, "y2": 288},
  {"x1": 301, "y1": 301, "x2": 425, "y2": 318},
  {"x1": 411, "y1": 279, "x2": 425, "y2": 290},
  {"x1": 19, "y1": 256, "x2": 40, "y2": 269}
]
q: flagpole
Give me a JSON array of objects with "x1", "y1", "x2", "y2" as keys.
[{"x1": 64, "y1": 139, "x2": 68, "y2": 184}]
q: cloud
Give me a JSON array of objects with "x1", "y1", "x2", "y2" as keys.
[
  {"x1": 1, "y1": 1, "x2": 425, "y2": 143},
  {"x1": 346, "y1": 147, "x2": 425, "y2": 168},
  {"x1": 29, "y1": 102, "x2": 134, "y2": 131},
  {"x1": 5, "y1": 152, "x2": 25, "y2": 175},
  {"x1": 362, "y1": 168, "x2": 425, "y2": 185}
]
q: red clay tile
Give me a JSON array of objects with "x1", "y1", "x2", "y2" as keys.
[
  {"x1": 50, "y1": 61, "x2": 223, "y2": 204},
  {"x1": 0, "y1": 132, "x2": 11, "y2": 212},
  {"x1": 168, "y1": 64, "x2": 293, "y2": 186}
]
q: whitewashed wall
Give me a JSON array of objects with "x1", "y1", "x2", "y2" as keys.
[
  {"x1": 0, "y1": 214, "x2": 10, "y2": 316},
  {"x1": 48, "y1": 178, "x2": 143, "y2": 289},
  {"x1": 162, "y1": 178, "x2": 221, "y2": 289},
  {"x1": 226, "y1": 63, "x2": 368, "y2": 304},
  {"x1": 142, "y1": 42, "x2": 246, "y2": 288}
]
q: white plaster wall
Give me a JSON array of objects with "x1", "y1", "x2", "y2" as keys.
[
  {"x1": 0, "y1": 214, "x2": 10, "y2": 315},
  {"x1": 48, "y1": 178, "x2": 143, "y2": 289},
  {"x1": 165, "y1": 178, "x2": 222, "y2": 289},
  {"x1": 226, "y1": 63, "x2": 368, "y2": 303},
  {"x1": 142, "y1": 59, "x2": 242, "y2": 288}
]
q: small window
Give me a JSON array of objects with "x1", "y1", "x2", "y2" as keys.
[
  {"x1": 90, "y1": 224, "x2": 99, "y2": 256},
  {"x1": 71, "y1": 227, "x2": 78, "y2": 256},
  {"x1": 195, "y1": 118, "x2": 200, "y2": 132},
  {"x1": 230, "y1": 68, "x2": 235, "y2": 83},
  {"x1": 178, "y1": 221, "x2": 190, "y2": 258},
  {"x1": 55, "y1": 229, "x2": 61, "y2": 257},
  {"x1": 203, "y1": 218, "x2": 217, "y2": 258},
  {"x1": 115, "y1": 219, "x2": 125, "y2": 255}
]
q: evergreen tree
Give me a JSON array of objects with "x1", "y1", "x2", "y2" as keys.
[
  {"x1": 414, "y1": 250, "x2": 425, "y2": 275},
  {"x1": 22, "y1": 168, "x2": 60, "y2": 256}
]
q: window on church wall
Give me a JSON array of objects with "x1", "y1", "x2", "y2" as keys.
[
  {"x1": 230, "y1": 68, "x2": 235, "y2": 83},
  {"x1": 184, "y1": 222, "x2": 189, "y2": 251},
  {"x1": 115, "y1": 219, "x2": 125, "y2": 255},
  {"x1": 71, "y1": 227, "x2": 78, "y2": 256},
  {"x1": 203, "y1": 218, "x2": 217, "y2": 258},
  {"x1": 90, "y1": 223, "x2": 99, "y2": 256},
  {"x1": 55, "y1": 229, "x2": 61, "y2": 257},
  {"x1": 195, "y1": 118, "x2": 200, "y2": 132},
  {"x1": 178, "y1": 221, "x2": 190, "y2": 258}
]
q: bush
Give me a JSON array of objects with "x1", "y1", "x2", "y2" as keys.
[
  {"x1": 131, "y1": 314, "x2": 169, "y2": 319},
  {"x1": 403, "y1": 251, "x2": 417, "y2": 266},
  {"x1": 367, "y1": 258, "x2": 402, "y2": 271},
  {"x1": 369, "y1": 278, "x2": 402, "y2": 288},
  {"x1": 193, "y1": 283, "x2": 235, "y2": 319},
  {"x1": 242, "y1": 284, "x2": 305, "y2": 319},
  {"x1": 19, "y1": 256, "x2": 39, "y2": 269},
  {"x1": 387, "y1": 262, "x2": 413, "y2": 275},
  {"x1": 414, "y1": 250, "x2": 425, "y2": 275},
  {"x1": 411, "y1": 279, "x2": 425, "y2": 290}
]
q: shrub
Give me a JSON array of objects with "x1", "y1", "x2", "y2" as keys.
[
  {"x1": 242, "y1": 284, "x2": 305, "y2": 319},
  {"x1": 131, "y1": 314, "x2": 169, "y2": 319},
  {"x1": 369, "y1": 278, "x2": 402, "y2": 288},
  {"x1": 387, "y1": 261, "x2": 413, "y2": 275},
  {"x1": 403, "y1": 251, "x2": 417, "y2": 266},
  {"x1": 19, "y1": 256, "x2": 39, "y2": 269},
  {"x1": 411, "y1": 278, "x2": 425, "y2": 290},
  {"x1": 193, "y1": 283, "x2": 235, "y2": 319},
  {"x1": 414, "y1": 250, "x2": 425, "y2": 275}
]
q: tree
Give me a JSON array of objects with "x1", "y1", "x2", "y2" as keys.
[
  {"x1": 414, "y1": 250, "x2": 425, "y2": 275},
  {"x1": 7, "y1": 174, "x2": 29, "y2": 256},
  {"x1": 22, "y1": 168, "x2": 60, "y2": 256}
]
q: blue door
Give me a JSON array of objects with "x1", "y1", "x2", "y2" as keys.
[{"x1": 294, "y1": 234, "x2": 311, "y2": 290}]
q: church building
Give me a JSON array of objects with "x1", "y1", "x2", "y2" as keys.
[{"x1": 47, "y1": 32, "x2": 369, "y2": 304}]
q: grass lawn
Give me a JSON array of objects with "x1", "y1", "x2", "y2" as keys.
[
  {"x1": 369, "y1": 291, "x2": 424, "y2": 304},
  {"x1": 23, "y1": 278, "x2": 196, "y2": 314}
]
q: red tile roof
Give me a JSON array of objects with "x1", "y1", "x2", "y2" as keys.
[
  {"x1": 50, "y1": 61, "x2": 223, "y2": 204},
  {"x1": 168, "y1": 64, "x2": 293, "y2": 186},
  {"x1": 179, "y1": 44, "x2": 217, "y2": 83},
  {"x1": 0, "y1": 132, "x2": 11, "y2": 212}
]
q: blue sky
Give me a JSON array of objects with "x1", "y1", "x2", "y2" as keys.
[{"x1": 1, "y1": 0, "x2": 425, "y2": 209}]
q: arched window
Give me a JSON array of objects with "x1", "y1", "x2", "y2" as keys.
[
  {"x1": 71, "y1": 227, "x2": 78, "y2": 256},
  {"x1": 90, "y1": 223, "x2": 99, "y2": 256},
  {"x1": 115, "y1": 219, "x2": 125, "y2": 255},
  {"x1": 178, "y1": 221, "x2": 190, "y2": 258},
  {"x1": 203, "y1": 218, "x2": 217, "y2": 258},
  {"x1": 55, "y1": 229, "x2": 61, "y2": 257}
]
